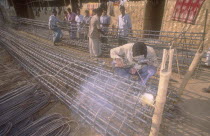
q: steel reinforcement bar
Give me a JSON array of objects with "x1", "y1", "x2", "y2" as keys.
[{"x1": 0, "y1": 28, "x2": 178, "y2": 136}]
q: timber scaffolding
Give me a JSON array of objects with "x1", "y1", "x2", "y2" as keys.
[
  {"x1": 11, "y1": 16, "x2": 206, "y2": 77},
  {"x1": 0, "y1": 16, "x2": 205, "y2": 136}
]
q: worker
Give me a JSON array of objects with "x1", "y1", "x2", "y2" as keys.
[
  {"x1": 83, "y1": 10, "x2": 91, "y2": 40},
  {"x1": 92, "y1": 9, "x2": 97, "y2": 16},
  {"x1": 88, "y1": 8, "x2": 104, "y2": 58},
  {"x1": 100, "y1": 9, "x2": 110, "y2": 43},
  {"x1": 117, "y1": 6, "x2": 132, "y2": 45},
  {"x1": 63, "y1": 10, "x2": 68, "y2": 21},
  {"x1": 75, "y1": 9, "x2": 84, "y2": 39},
  {"x1": 67, "y1": 8, "x2": 77, "y2": 39},
  {"x1": 48, "y1": 9, "x2": 62, "y2": 45},
  {"x1": 110, "y1": 42, "x2": 158, "y2": 85}
]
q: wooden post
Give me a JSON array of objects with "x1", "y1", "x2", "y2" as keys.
[
  {"x1": 178, "y1": 9, "x2": 208, "y2": 96},
  {"x1": 149, "y1": 49, "x2": 174, "y2": 136},
  {"x1": 178, "y1": 46, "x2": 204, "y2": 96}
]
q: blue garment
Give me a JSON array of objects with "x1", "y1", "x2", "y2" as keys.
[
  {"x1": 52, "y1": 27, "x2": 62, "y2": 43},
  {"x1": 70, "y1": 23, "x2": 77, "y2": 39},
  {"x1": 114, "y1": 65, "x2": 157, "y2": 84}
]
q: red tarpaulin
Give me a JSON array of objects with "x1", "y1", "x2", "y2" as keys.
[{"x1": 171, "y1": 0, "x2": 205, "y2": 24}]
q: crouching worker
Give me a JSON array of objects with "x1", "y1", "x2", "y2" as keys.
[
  {"x1": 110, "y1": 42, "x2": 158, "y2": 85},
  {"x1": 49, "y1": 9, "x2": 62, "y2": 45}
]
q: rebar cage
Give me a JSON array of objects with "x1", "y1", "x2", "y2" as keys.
[
  {"x1": 0, "y1": 25, "x2": 178, "y2": 136},
  {"x1": 10, "y1": 17, "x2": 205, "y2": 77}
]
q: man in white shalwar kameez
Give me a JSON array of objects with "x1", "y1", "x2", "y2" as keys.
[
  {"x1": 117, "y1": 6, "x2": 132, "y2": 45},
  {"x1": 88, "y1": 8, "x2": 103, "y2": 57}
]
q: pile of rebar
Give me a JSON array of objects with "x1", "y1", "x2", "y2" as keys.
[
  {"x1": 11, "y1": 114, "x2": 72, "y2": 136},
  {"x1": 0, "y1": 84, "x2": 49, "y2": 129},
  {"x1": 0, "y1": 44, "x2": 81, "y2": 136},
  {"x1": 0, "y1": 28, "x2": 178, "y2": 136}
]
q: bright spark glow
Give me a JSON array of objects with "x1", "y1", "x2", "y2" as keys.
[{"x1": 140, "y1": 93, "x2": 154, "y2": 106}]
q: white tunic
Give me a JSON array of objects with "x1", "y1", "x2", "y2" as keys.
[
  {"x1": 75, "y1": 15, "x2": 84, "y2": 25},
  {"x1": 48, "y1": 15, "x2": 60, "y2": 29},
  {"x1": 75, "y1": 15, "x2": 84, "y2": 32},
  {"x1": 100, "y1": 15, "x2": 110, "y2": 32},
  {"x1": 110, "y1": 43, "x2": 158, "y2": 69},
  {"x1": 83, "y1": 16, "x2": 91, "y2": 25},
  {"x1": 117, "y1": 14, "x2": 132, "y2": 37}
]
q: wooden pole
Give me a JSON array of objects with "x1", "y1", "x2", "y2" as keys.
[
  {"x1": 178, "y1": 9, "x2": 208, "y2": 96},
  {"x1": 149, "y1": 49, "x2": 174, "y2": 136},
  {"x1": 178, "y1": 44, "x2": 204, "y2": 96},
  {"x1": 69, "y1": 0, "x2": 72, "y2": 9}
]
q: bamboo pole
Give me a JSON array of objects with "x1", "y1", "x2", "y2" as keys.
[
  {"x1": 178, "y1": 9, "x2": 208, "y2": 96},
  {"x1": 149, "y1": 49, "x2": 174, "y2": 136},
  {"x1": 178, "y1": 44, "x2": 204, "y2": 96}
]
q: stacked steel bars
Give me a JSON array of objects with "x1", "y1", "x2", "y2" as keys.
[{"x1": 0, "y1": 44, "x2": 79, "y2": 136}]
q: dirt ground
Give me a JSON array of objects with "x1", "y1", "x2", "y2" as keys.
[
  {"x1": 1, "y1": 29, "x2": 210, "y2": 136},
  {"x1": 159, "y1": 65, "x2": 210, "y2": 136}
]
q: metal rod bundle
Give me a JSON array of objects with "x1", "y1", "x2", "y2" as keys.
[
  {"x1": 14, "y1": 114, "x2": 72, "y2": 136},
  {"x1": 0, "y1": 45, "x2": 78, "y2": 136},
  {"x1": 0, "y1": 84, "x2": 50, "y2": 126},
  {"x1": 0, "y1": 28, "x2": 178, "y2": 136}
]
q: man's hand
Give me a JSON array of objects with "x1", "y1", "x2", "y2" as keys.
[
  {"x1": 115, "y1": 58, "x2": 125, "y2": 67},
  {"x1": 129, "y1": 68, "x2": 137, "y2": 75}
]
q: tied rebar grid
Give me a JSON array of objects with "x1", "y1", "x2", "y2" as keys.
[
  {"x1": 10, "y1": 17, "x2": 204, "y2": 76},
  {"x1": 0, "y1": 28, "x2": 152, "y2": 136},
  {"x1": 0, "y1": 28, "x2": 177, "y2": 136}
]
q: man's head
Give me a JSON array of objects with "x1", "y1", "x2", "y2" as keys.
[
  {"x1": 85, "y1": 10, "x2": 89, "y2": 16},
  {"x1": 102, "y1": 9, "x2": 107, "y2": 16},
  {"x1": 132, "y1": 42, "x2": 147, "y2": 58},
  {"x1": 67, "y1": 8, "x2": 71, "y2": 14},
  {"x1": 96, "y1": 8, "x2": 103, "y2": 17},
  {"x1": 64, "y1": 11, "x2": 67, "y2": 15},
  {"x1": 52, "y1": 9, "x2": 57, "y2": 16},
  {"x1": 120, "y1": 6, "x2": 125, "y2": 15},
  {"x1": 92, "y1": 9, "x2": 97, "y2": 15},
  {"x1": 76, "y1": 9, "x2": 80, "y2": 15}
]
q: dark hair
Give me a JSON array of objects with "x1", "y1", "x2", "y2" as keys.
[
  {"x1": 85, "y1": 10, "x2": 89, "y2": 13},
  {"x1": 96, "y1": 8, "x2": 103, "y2": 14},
  {"x1": 67, "y1": 8, "x2": 71, "y2": 12},
  {"x1": 132, "y1": 42, "x2": 147, "y2": 58},
  {"x1": 52, "y1": 9, "x2": 57, "y2": 14},
  {"x1": 92, "y1": 9, "x2": 97, "y2": 13},
  {"x1": 120, "y1": 6, "x2": 125, "y2": 11}
]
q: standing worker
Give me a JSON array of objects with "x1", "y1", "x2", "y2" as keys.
[
  {"x1": 67, "y1": 8, "x2": 77, "y2": 39},
  {"x1": 110, "y1": 42, "x2": 158, "y2": 85},
  {"x1": 48, "y1": 9, "x2": 62, "y2": 45},
  {"x1": 88, "y1": 8, "x2": 104, "y2": 58},
  {"x1": 75, "y1": 9, "x2": 84, "y2": 39},
  {"x1": 100, "y1": 9, "x2": 110, "y2": 43},
  {"x1": 83, "y1": 10, "x2": 91, "y2": 40},
  {"x1": 63, "y1": 10, "x2": 68, "y2": 21},
  {"x1": 117, "y1": 6, "x2": 132, "y2": 45}
]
